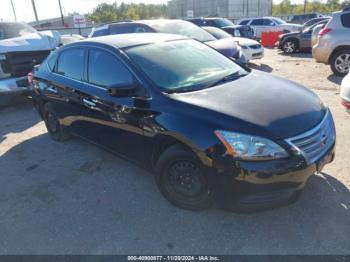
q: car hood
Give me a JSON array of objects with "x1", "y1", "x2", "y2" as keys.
[
  {"x1": 281, "y1": 31, "x2": 301, "y2": 38},
  {"x1": 0, "y1": 31, "x2": 60, "y2": 53},
  {"x1": 284, "y1": 23, "x2": 303, "y2": 31},
  {"x1": 169, "y1": 71, "x2": 325, "y2": 139},
  {"x1": 285, "y1": 23, "x2": 303, "y2": 27},
  {"x1": 341, "y1": 73, "x2": 350, "y2": 102},
  {"x1": 230, "y1": 37, "x2": 260, "y2": 46},
  {"x1": 222, "y1": 25, "x2": 241, "y2": 29},
  {"x1": 205, "y1": 38, "x2": 238, "y2": 57}
]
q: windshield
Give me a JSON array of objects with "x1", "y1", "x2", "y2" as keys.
[
  {"x1": 146, "y1": 20, "x2": 216, "y2": 42},
  {"x1": 0, "y1": 22, "x2": 37, "y2": 40},
  {"x1": 125, "y1": 40, "x2": 245, "y2": 92},
  {"x1": 216, "y1": 18, "x2": 235, "y2": 27},
  {"x1": 272, "y1": 18, "x2": 286, "y2": 25},
  {"x1": 203, "y1": 27, "x2": 231, "y2": 39}
]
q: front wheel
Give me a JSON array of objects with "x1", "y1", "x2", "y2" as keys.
[
  {"x1": 330, "y1": 50, "x2": 350, "y2": 77},
  {"x1": 155, "y1": 145, "x2": 212, "y2": 211},
  {"x1": 282, "y1": 40, "x2": 297, "y2": 54},
  {"x1": 43, "y1": 103, "x2": 70, "y2": 142}
]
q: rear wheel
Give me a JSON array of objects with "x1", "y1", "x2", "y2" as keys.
[
  {"x1": 155, "y1": 145, "x2": 212, "y2": 211},
  {"x1": 282, "y1": 40, "x2": 297, "y2": 54},
  {"x1": 330, "y1": 49, "x2": 350, "y2": 77},
  {"x1": 43, "y1": 103, "x2": 70, "y2": 142}
]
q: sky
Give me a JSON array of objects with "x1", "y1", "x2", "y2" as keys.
[
  {"x1": 1, "y1": 0, "x2": 306, "y2": 23},
  {"x1": 0, "y1": 0, "x2": 169, "y2": 22}
]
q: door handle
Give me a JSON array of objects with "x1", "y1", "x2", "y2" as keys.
[
  {"x1": 83, "y1": 98, "x2": 96, "y2": 107},
  {"x1": 47, "y1": 87, "x2": 58, "y2": 94}
]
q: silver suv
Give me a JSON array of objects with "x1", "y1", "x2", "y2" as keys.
[{"x1": 312, "y1": 8, "x2": 350, "y2": 76}]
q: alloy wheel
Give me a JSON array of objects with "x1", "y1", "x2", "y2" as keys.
[
  {"x1": 283, "y1": 41, "x2": 295, "y2": 53},
  {"x1": 334, "y1": 53, "x2": 350, "y2": 74}
]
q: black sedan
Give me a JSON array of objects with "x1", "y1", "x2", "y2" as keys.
[
  {"x1": 277, "y1": 18, "x2": 330, "y2": 54},
  {"x1": 32, "y1": 34, "x2": 336, "y2": 212}
]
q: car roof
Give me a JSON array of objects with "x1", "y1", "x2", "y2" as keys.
[
  {"x1": 70, "y1": 33, "x2": 188, "y2": 49},
  {"x1": 239, "y1": 17, "x2": 280, "y2": 20},
  {"x1": 94, "y1": 19, "x2": 191, "y2": 31},
  {"x1": 138, "y1": 19, "x2": 191, "y2": 25}
]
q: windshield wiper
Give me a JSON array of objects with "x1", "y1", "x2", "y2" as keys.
[
  {"x1": 208, "y1": 71, "x2": 248, "y2": 87},
  {"x1": 165, "y1": 87, "x2": 197, "y2": 94}
]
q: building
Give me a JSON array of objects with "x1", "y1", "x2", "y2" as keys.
[
  {"x1": 28, "y1": 14, "x2": 93, "y2": 37},
  {"x1": 168, "y1": 0, "x2": 273, "y2": 21},
  {"x1": 29, "y1": 14, "x2": 93, "y2": 29}
]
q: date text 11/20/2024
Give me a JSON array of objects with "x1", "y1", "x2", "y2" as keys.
[{"x1": 127, "y1": 256, "x2": 220, "y2": 261}]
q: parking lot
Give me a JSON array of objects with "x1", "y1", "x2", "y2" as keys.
[{"x1": 1, "y1": 48, "x2": 349, "y2": 255}]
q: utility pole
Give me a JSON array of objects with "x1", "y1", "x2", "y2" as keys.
[
  {"x1": 31, "y1": 0, "x2": 39, "y2": 25},
  {"x1": 10, "y1": 0, "x2": 17, "y2": 21},
  {"x1": 58, "y1": 0, "x2": 65, "y2": 26},
  {"x1": 304, "y1": 0, "x2": 307, "y2": 13}
]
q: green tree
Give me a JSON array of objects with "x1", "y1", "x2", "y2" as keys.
[
  {"x1": 87, "y1": 2, "x2": 167, "y2": 24},
  {"x1": 326, "y1": 0, "x2": 341, "y2": 11}
]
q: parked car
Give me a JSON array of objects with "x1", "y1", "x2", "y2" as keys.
[
  {"x1": 187, "y1": 17, "x2": 256, "y2": 39},
  {"x1": 302, "y1": 17, "x2": 331, "y2": 28},
  {"x1": 202, "y1": 26, "x2": 264, "y2": 61},
  {"x1": 313, "y1": 8, "x2": 350, "y2": 76},
  {"x1": 277, "y1": 19, "x2": 330, "y2": 53},
  {"x1": 288, "y1": 13, "x2": 324, "y2": 24},
  {"x1": 341, "y1": 72, "x2": 350, "y2": 113},
  {"x1": 0, "y1": 22, "x2": 60, "y2": 106},
  {"x1": 90, "y1": 20, "x2": 247, "y2": 65},
  {"x1": 311, "y1": 22, "x2": 328, "y2": 48},
  {"x1": 32, "y1": 34, "x2": 336, "y2": 211},
  {"x1": 237, "y1": 17, "x2": 302, "y2": 39},
  {"x1": 59, "y1": 34, "x2": 85, "y2": 46}
]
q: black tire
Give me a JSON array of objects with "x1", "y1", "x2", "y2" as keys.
[
  {"x1": 330, "y1": 49, "x2": 350, "y2": 77},
  {"x1": 282, "y1": 39, "x2": 297, "y2": 54},
  {"x1": 43, "y1": 103, "x2": 70, "y2": 142},
  {"x1": 155, "y1": 144, "x2": 212, "y2": 211}
]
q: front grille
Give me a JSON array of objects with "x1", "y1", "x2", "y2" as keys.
[
  {"x1": 286, "y1": 110, "x2": 335, "y2": 164},
  {"x1": 1, "y1": 50, "x2": 50, "y2": 77},
  {"x1": 252, "y1": 52, "x2": 263, "y2": 58},
  {"x1": 249, "y1": 44, "x2": 261, "y2": 49}
]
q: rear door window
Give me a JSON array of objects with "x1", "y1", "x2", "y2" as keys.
[
  {"x1": 341, "y1": 13, "x2": 350, "y2": 28},
  {"x1": 251, "y1": 19, "x2": 265, "y2": 26},
  {"x1": 239, "y1": 20, "x2": 250, "y2": 25},
  {"x1": 264, "y1": 19, "x2": 275, "y2": 26},
  {"x1": 47, "y1": 52, "x2": 58, "y2": 71},
  {"x1": 204, "y1": 20, "x2": 216, "y2": 27},
  {"x1": 56, "y1": 48, "x2": 85, "y2": 81},
  {"x1": 88, "y1": 49, "x2": 133, "y2": 88},
  {"x1": 109, "y1": 24, "x2": 153, "y2": 34},
  {"x1": 92, "y1": 28, "x2": 108, "y2": 37}
]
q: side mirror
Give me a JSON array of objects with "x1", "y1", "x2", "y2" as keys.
[{"x1": 107, "y1": 82, "x2": 137, "y2": 97}]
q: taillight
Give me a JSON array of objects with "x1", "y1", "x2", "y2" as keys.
[
  {"x1": 319, "y1": 28, "x2": 332, "y2": 37},
  {"x1": 342, "y1": 99, "x2": 350, "y2": 109},
  {"x1": 27, "y1": 72, "x2": 33, "y2": 85}
]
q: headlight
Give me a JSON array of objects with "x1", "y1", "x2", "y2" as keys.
[{"x1": 215, "y1": 130, "x2": 289, "y2": 160}]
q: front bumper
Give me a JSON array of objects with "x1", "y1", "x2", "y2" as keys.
[
  {"x1": 209, "y1": 143, "x2": 335, "y2": 212},
  {"x1": 242, "y1": 47, "x2": 264, "y2": 61},
  {"x1": 0, "y1": 76, "x2": 31, "y2": 95}
]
